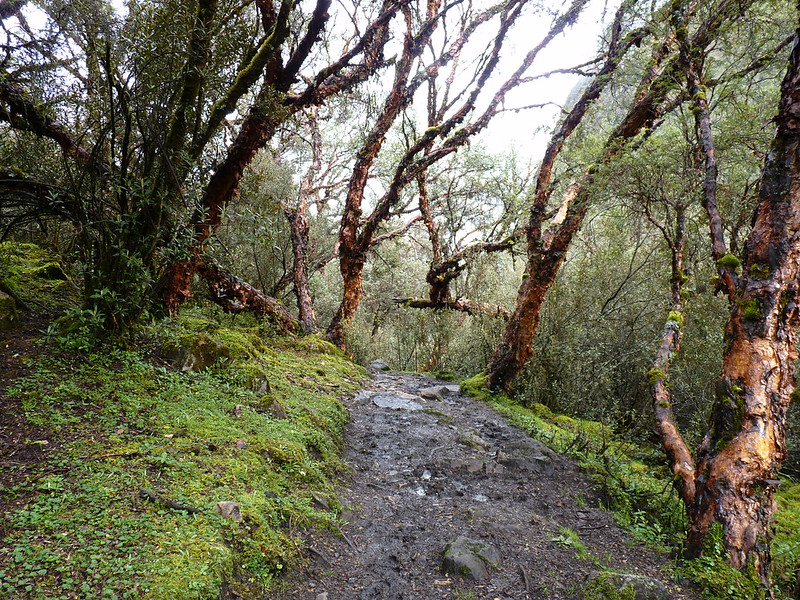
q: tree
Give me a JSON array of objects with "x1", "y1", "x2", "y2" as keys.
[
  {"x1": 648, "y1": 6, "x2": 800, "y2": 581},
  {"x1": 325, "y1": 0, "x2": 590, "y2": 347},
  {"x1": 485, "y1": 0, "x2": 763, "y2": 391},
  {"x1": 0, "y1": 0, "x2": 405, "y2": 330}
]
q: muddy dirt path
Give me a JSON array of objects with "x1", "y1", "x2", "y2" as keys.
[{"x1": 277, "y1": 370, "x2": 698, "y2": 600}]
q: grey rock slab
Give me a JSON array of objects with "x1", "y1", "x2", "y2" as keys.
[
  {"x1": 442, "y1": 536, "x2": 501, "y2": 580},
  {"x1": 372, "y1": 392, "x2": 423, "y2": 411},
  {"x1": 497, "y1": 442, "x2": 557, "y2": 474},
  {"x1": 369, "y1": 359, "x2": 390, "y2": 371},
  {"x1": 589, "y1": 573, "x2": 672, "y2": 600},
  {"x1": 418, "y1": 385, "x2": 455, "y2": 401}
]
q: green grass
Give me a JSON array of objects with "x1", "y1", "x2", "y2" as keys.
[{"x1": 0, "y1": 308, "x2": 366, "y2": 600}]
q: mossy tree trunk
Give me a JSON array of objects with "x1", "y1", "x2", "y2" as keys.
[
  {"x1": 690, "y1": 37, "x2": 800, "y2": 572},
  {"x1": 485, "y1": 0, "x2": 676, "y2": 390},
  {"x1": 651, "y1": 18, "x2": 800, "y2": 582}
]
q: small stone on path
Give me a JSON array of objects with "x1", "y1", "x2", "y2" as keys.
[
  {"x1": 419, "y1": 385, "x2": 456, "y2": 400},
  {"x1": 442, "y1": 535, "x2": 501, "y2": 580}
]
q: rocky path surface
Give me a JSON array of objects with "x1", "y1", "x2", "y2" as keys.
[{"x1": 276, "y1": 370, "x2": 699, "y2": 600}]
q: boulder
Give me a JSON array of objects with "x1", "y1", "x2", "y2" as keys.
[
  {"x1": 0, "y1": 291, "x2": 18, "y2": 330},
  {"x1": 369, "y1": 359, "x2": 390, "y2": 371},
  {"x1": 268, "y1": 399, "x2": 287, "y2": 419},
  {"x1": 586, "y1": 572, "x2": 671, "y2": 600},
  {"x1": 442, "y1": 536, "x2": 501, "y2": 580}
]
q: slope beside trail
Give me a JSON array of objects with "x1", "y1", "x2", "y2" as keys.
[{"x1": 276, "y1": 369, "x2": 700, "y2": 600}]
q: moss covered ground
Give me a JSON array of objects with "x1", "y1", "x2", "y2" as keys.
[{"x1": 0, "y1": 245, "x2": 366, "y2": 600}]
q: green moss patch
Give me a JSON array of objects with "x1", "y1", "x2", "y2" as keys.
[
  {"x1": 0, "y1": 312, "x2": 366, "y2": 599},
  {"x1": 0, "y1": 242, "x2": 77, "y2": 312}
]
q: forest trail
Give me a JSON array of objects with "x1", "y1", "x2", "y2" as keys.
[{"x1": 276, "y1": 369, "x2": 699, "y2": 600}]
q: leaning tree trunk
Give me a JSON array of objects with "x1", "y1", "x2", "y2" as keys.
[{"x1": 484, "y1": 0, "x2": 662, "y2": 390}]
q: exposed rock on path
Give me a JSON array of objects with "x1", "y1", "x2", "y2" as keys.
[{"x1": 277, "y1": 371, "x2": 698, "y2": 599}]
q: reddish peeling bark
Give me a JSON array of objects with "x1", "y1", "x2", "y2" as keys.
[
  {"x1": 325, "y1": 4, "x2": 447, "y2": 348},
  {"x1": 159, "y1": 103, "x2": 282, "y2": 314},
  {"x1": 689, "y1": 32, "x2": 800, "y2": 577},
  {"x1": 159, "y1": 0, "x2": 397, "y2": 315},
  {"x1": 198, "y1": 261, "x2": 297, "y2": 334},
  {"x1": 646, "y1": 20, "x2": 800, "y2": 582}
]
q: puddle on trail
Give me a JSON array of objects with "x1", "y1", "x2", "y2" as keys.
[{"x1": 371, "y1": 392, "x2": 423, "y2": 411}]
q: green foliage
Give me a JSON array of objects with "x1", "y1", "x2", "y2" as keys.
[
  {"x1": 553, "y1": 527, "x2": 589, "y2": 560},
  {"x1": 0, "y1": 309, "x2": 366, "y2": 600},
  {"x1": 773, "y1": 481, "x2": 800, "y2": 596},
  {"x1": 667, "y1": 311, "x2": 684, "y2": 326},
  {"x1": 0, "y1": 243, "x2": 76, "y2": 312},
  {"x1": 749, "y1": 263, "x2": 771, "y2": 280},
  {"x1": 741, "y1": 299, "x2": 762, "y2": 321},
  {"x1": 680, "y1": 525, "x2": 766, "y2": 600}
]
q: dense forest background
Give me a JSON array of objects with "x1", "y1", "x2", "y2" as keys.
[{"x1": 3, "y1": 0, "x2": 800, "y2": 589}]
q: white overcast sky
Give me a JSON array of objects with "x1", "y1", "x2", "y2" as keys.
[{"x1": 480, "y1": 0, "x2": 618, "y2": 162}]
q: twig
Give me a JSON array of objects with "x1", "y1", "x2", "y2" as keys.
[
  {"x1": 139, "y1": 488, "x2": 202, "y2": 514},
  {"x1": 518, "y1": 563, "x2": 531, "y2": 596},
  {"x1": 334, "y1": 524, "x2": 359, "y2": 552},
  {"x1": 303, "y1": 546, "x2": 332, "y2": 567},
  {"x1": 80, "y1": 451, "x2": 141, "y2": 461}
]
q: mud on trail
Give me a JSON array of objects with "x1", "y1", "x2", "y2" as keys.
[{"x1": 277, "y1": 370, "x2": 699, "y2": 600}]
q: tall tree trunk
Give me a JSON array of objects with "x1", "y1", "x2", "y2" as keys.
[
  {"x1": 690, "y1": 38, "x2": 800, "y2": 572},
  {"x1": 287, "y1": 203, "x2": 317, "y2": 332},
  {"x1": 284, "y1": 110, "x2": 323, "y2": 333},
  {"x1": 650, "y1": 21, "x2": 800, "y2": 583},
  {"x1": 327, "y1": 252, "x2": 366, "y2": 348}
]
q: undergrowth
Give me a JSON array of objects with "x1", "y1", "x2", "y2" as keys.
[
  {"x1": 461, "y1": 374, "x2": 800, "y2": 599},
  {"x1": 0, "y1": 296, "x2": 365, "y2": 599}
]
